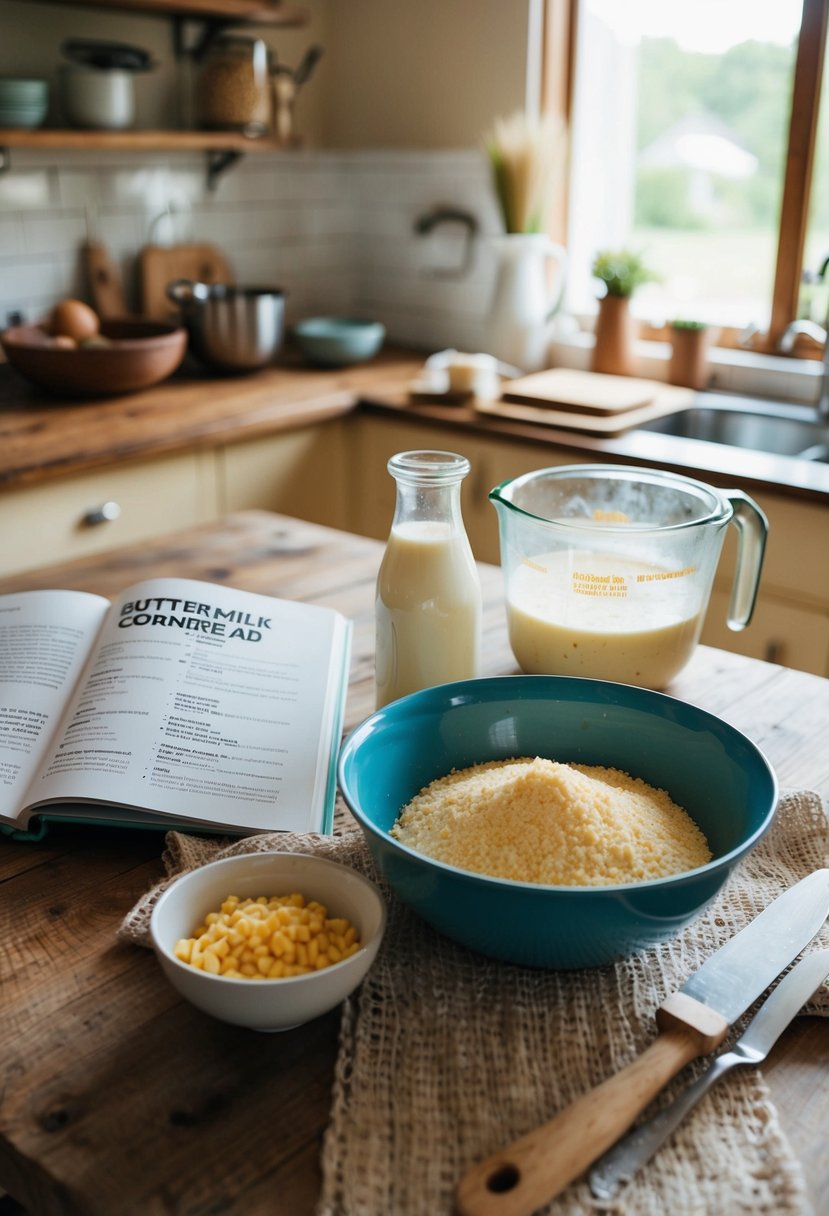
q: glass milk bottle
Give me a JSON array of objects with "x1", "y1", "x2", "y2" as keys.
[{"x1": 375, "y1": 450, "x2": 482, "y2": 709}]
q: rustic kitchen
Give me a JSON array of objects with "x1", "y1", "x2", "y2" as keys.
[{"x1": 0, "y1": 2, "x2": 828, "y2": 1215}]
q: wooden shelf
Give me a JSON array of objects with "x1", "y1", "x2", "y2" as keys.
[
  {"x1": 0, "y1": 0, "x2": 310, "y2": 182},
  {"x1": 12, "y1": 0, "x2": 308, "y2": 26},
  {"x1": 0, "y1": 128, "x2": 297, "y2": 153}
]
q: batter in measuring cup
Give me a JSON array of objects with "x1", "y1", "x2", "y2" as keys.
[{"x1": 506, "y1": 550, "x2": 704, "y2": 689}]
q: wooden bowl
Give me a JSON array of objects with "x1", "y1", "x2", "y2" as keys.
[{"x1": 0, "y1": 319, "x2": 188, "y2": 397}]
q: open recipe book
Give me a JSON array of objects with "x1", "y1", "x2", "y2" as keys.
[{"x1": 0, "y1": 578, "x2": 352, "y2": 840}]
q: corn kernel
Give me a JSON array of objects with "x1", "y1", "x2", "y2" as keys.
[{"x1": 175, "y1": 891, "x2": 362, "y2": 982}]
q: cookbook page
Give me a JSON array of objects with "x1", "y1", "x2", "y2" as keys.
[
  {"x1": 0, "y1": 589, "x2": 110, "y2": 826},
  {"x1": 22, "y1": 578, "x2": 350, "y2": 833}
]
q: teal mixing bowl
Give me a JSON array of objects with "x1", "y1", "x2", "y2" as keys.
[
  {"x1": 292, "y1": 317, "x2": 385, "y2": 367},
  {"x1": 337, "y1": 676, "x2": 778, "y2": 969}
]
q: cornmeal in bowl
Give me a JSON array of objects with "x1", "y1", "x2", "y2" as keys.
[{"x1": 391, "y1": 756, "x2": 711, "y2": 886}]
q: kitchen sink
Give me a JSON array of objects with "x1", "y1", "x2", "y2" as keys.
[{"x1": 637, "y1": 393, "x2": 829, "y2": 462}]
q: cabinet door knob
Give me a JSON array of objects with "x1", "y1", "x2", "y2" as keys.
[
  {"x1": 764, "y1": 639, "x2": 784, "y2": 664},
  {"x1": 81, "y1": 501, "x2": 121, "y2": 527}
]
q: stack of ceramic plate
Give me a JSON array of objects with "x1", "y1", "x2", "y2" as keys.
[{"x1": 0, "y1": 78, "x2": 49, "y2": 129}]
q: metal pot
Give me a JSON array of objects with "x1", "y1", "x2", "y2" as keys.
[{"x1": 167, "y1": 280, "x2": 285, "y2": 372}]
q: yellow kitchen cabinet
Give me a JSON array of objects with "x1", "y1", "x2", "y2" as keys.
[
  {"x1": 0, "y1": 449, "x2": 220, "y2": 578},
  {"x1": 704, "y1": 489, "x2": 829, "y2": 675},
  {"x1": 701, "y1": 586, "x2": 829, "y2": 674},
  {"x1": 218, "y1": 420, "x2": 350, "y2": 525},
  {"x1": 349, "y1": 414, "x2": 572, "y2": 559}
]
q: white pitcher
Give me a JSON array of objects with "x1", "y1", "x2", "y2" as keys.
[{"x1": 483, "y1": 233, "x2": 568, "y2": 372}]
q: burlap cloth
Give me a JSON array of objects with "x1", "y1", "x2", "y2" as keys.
[{"x1": 120, "y1": 789, "x2": 829, "y2": 1215}]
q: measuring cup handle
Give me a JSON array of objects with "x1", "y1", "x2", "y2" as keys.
[{"x1": 725, "y1": 491, "x2": 768, "y2": 630}]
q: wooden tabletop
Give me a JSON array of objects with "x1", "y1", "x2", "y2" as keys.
[{"x1": 1, "y1": 510, "x2": 827, "y2": 1215}]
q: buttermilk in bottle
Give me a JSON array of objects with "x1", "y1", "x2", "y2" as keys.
[{"x1": 375, "y1": 450, "x2": 482, "y2": 708}]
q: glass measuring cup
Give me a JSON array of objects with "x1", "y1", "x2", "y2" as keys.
[{"x1": 489, "y1": 464, "x2": 767, "y2": 690}]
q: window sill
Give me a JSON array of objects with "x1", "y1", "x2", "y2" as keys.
[{"x1": 548, "y1": 333, "x2": 823, "y2": 407}]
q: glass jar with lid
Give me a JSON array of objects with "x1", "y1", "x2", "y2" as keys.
[{"x1": 195, "y1": 36, "x2": 271, "y2": 136}]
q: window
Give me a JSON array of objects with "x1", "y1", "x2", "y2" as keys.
[{"x1": 544, "y1": 0, "x2": 828, "y2": 353}]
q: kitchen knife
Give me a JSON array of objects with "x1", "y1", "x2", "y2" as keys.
[
  {"x1": 589, "y1": 946, "x2": 829, "y2": 1200},
  {"x1": 454, "y1": 867, "x2": 829, "y2": 1216}
]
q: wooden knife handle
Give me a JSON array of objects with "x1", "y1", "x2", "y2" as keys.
[{"x1": 454, "y1": 994, "x2": 728, "y2": 1216}]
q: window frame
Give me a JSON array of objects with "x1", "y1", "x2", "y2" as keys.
[{"x1": 541, "y1": 0, "x2": 829, "y2": 357}]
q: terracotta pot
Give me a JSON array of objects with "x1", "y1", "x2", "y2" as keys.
[
  {"x1": 669, "y1": 325, "x2": 711, "y2": 390},
  {"x1": 592, "y1": 294, "x2": 635, "y2": 376}
]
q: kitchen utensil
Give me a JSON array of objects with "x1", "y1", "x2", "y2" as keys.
[
  {"x1": 503, "y1": 368, "x2": 665, "y2": 414},
  {"x1": 139, "y1": 242, "x2": 233, "y2": 321},
  {"x1": 168, "y1": 280, "x2": 285, "y2": 372},
  {"x1": 489, "y1": 464, "x2": 767, "y2": 689},
  {"x1": 58, "y1": 63, "x2": 136, "y2": 130},
  {"x1": 292, "y1": 316, "x2": 385, "y2": 367},
  {"x1": 82, "y1": 239, "x2": 129, "y2": 318},
  {"x1": 292, "y1": 44, "x2": 324, "y2": 88},
  {"x1": 455, "y1": 868, "x2": 829, "y2": 1216},
  {"x1": 271, "y1": 45, "x2": 323, "y2": 140},
  {"x1": 61, "y1": 38, "x2": 155, "y2": 72},
  {"x1": 337, "y1": 674, "x2": 778, "y2": 970},
  {"x1": 0, "y1": 320, "x2": 187, "y2": 397},
  {"x1": 150, "y1": 852, "x2": 386, "y2": 1032},
  {"x1": 589, "y1": 947, "x2": 829, "y2": 1200},
  {"x1": 475, "y1": 386, "x2": 694, "y2": 434}
]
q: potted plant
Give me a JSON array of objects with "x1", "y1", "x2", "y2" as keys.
[
  {"x1": 590, "y1": 248, "x2": 656, "y2": 376},
  {"x1": 668, "y1": 319, "x2": 712, "y2": 390}
]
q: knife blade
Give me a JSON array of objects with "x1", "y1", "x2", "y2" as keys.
[
  {"x1": 589, "y1": 946, "x2": 829, "y2": 1199},
  {"x1": 455, "y1": 868, "x2": 829, "y2": 1216}
]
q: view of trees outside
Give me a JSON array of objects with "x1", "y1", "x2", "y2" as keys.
[{"x1": 568, "y1": 0, "x2": 817, "y2": 330}]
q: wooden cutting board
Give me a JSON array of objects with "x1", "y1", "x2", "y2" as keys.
[
  {"x1": 503, "y1": 368, "x2": 670, "y2": 415},
  {"x1": 476, "y1": 382, "x2": 695, "y2": 435},
  {"x1": 139, "y1": 242, "x2": 234, "y2": 320},
  {"x1": 82, "y1": 240, "x2": 130, "y2": 318}
]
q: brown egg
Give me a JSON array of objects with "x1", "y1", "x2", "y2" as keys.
[
  {"x1": 50, "y1": 298, "x2": 100, "y2": 343},
  {"x1": 52, "y1": 334, "x2": 78, "y2": 349}
]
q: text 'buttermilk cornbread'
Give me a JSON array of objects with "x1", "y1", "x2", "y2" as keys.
[{"x1": 390, "y1": 757, "x2": 712, "y2": 886}]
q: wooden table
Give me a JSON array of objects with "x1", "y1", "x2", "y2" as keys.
[{"x1": 1, "y1": 511, "x2": 827, "y2": 1216}]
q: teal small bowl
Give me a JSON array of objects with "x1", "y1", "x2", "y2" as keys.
[
  {"x1": 292, "y1": 316, "x2": 385, "y2": 367},
  {"x1": 337, "y1": 676, "x2": 778, "y2": 969}
]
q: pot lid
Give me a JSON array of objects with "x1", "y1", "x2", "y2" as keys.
[{"x1": 61, "y1": 39, "x2": 156, "y2": 72}]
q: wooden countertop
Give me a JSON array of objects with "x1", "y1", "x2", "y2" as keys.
[
  {"x1": 0, "y1": 351, "x2": 421, "y2": 490},
  {"x1": 1, "y1": 351, "x2": 828, "y2": 503},
  {"x1": 0, "y1": 510, "x2": 827, "y2": 1215}
]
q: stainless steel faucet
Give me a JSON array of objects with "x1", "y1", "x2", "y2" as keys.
[{"x1": 777, "y1": 317, "x2": 829, "y2": 419}]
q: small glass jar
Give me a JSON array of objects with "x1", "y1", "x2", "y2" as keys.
[
  {"x1": 195, "y1": 36, "x2": 271, "y2": 136},
  {"x1": 375, "y1": 450, "x2": 482, "y2": 709}
]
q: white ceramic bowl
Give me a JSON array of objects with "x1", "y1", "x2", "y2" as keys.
[{"x1": 149, "y1": 852, "x2": 386, "y2": 1031}]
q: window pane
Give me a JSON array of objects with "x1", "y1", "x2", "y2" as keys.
[
  {"x1": 803, "y1": 51, "x2": 829, "y2": 325},
  {"x1": 567, "y1": 0, "x2": 802, "y2": 328}
]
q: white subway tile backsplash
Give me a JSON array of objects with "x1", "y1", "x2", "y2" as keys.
[
  {"x1": 0, "y1": 253, "x2": 78, "y2": 313},
  {"x1": 0, "y1": 169, "x2": 56, "y2": 209},
  {"x1": 57, "y1": 170, "x2": 104, "y2": 209},
  {"x1": 0, "y1": 214, "x2": 24, "y2": 256},
  {"x1": 95, "y1": 209, "x2": 143, "y2": 253},
  {"x1": 0, "y1": 148, "x2": 494, "y2": 352},
  {"x1": 23, "y1": 212, "x2": 86, "y2": 255}
]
